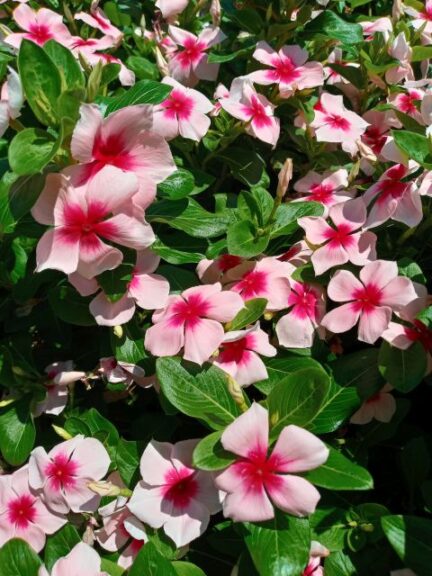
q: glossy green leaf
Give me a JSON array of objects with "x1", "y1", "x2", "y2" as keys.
[
  {"x1": 0, "y1": 539, "x2": 42, "y2": 576},
  {"x1": 48, "y1": 285, "x2": 95, "y2": 327},
  {"x1": 8, "y1": 128, "x2": 60, "y2": 175},
  {"x1": 44, "y1": 525, "x2": 80, "y2": 571},
  {"x1": 130, "y1": 542, "x2": 177, "y2": 576},
  {"x1": 382, "y1": 515, "x2": 432, "y2": 576},
  {"x1": 393, "y1": 130, "x2": 432, "y2": 168},
  {"x1": 44, "y1": 40, "x2": 84, "y2": 90},
  {"x1": 158, "y1": 169, "x2": 195, "y2": 200},
  {"x1": 378, "y1": 341, "x2": 427, "y2": 393},
  {"x1": 305, "y1": 447, "x2": 374, "y2": 490},
  {"x1": 303, "y1": 10, "x2": 363, "y2": 44},
  {"x1": 105, "y1": 80, "x2": 172, "y2": 115},
  {"x1": 227, "y1": 221, "x2": 270, "y2": 258},
  {"x1": 229, "y1": 298, "x2": 268, "y2": 330},
  {"x1": 193, "y1": 430, "x2": 236, "y2": 471},
  {"x1": 0, "y1": 395, "x2": 35, "y2": 466}
]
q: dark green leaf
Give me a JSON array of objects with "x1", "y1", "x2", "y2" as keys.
[
  {"x1": 305, "y1": 447, "x2": 373, "y2": 490},
  {"x1": 105, "y1": 80, "x2": 172, "y2": 115},
  {"x1": 158, "y1": 169, "x2": 195, "y2": 200},
  {"x1": 227, "y1": 221, "x2": 270, "y2": 258},
  {"x1": 116, "y1": 438, "x2": 142, "y2": 488},
  {"x1": 44, "y1": 525, "x2": 80, "y2": 571},
  {"x1": 130, "y1": 542, "x2": 177, "y2": 576},
  {"x1": 229, "y1": 298, "x2": 268, "y2": 331},
  {"x1": 0, "y1": 539, "x2": 42, "y2": 576},
  {"x1": 393, "y1": 130, "x2": 432, "y2": 168},
  {"x1": 8, "y1": 128, "x2": 60, "y2": 176},
  {"x1": 44, "y1": 40, "x2": 84, "y2": 90},
  {"x1": 378, "y1": 341, "x2": 427, "y2": 393},
  {"x1": 218, "y1": 147, "x2": 265, "y2": 186},
  {"x1": 303, "y1": 11, "x2": 363, "y2": 44},
  {"x1": 382, "y1": 515, "x2": 432, "y2": 576},
  {"x1": 0, "y1": 395, "x2": 35, "y2": 466},
  {"x1": 193, "y1": 430, "x2": 236, "y2": 471},
  {"x1": 48, "y1": 285, "x2": 95, "y2": 326},
  {"x1": 311, "y1": 379, "x2": 360, "y2": 434}
]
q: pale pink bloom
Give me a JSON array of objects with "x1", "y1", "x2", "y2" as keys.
[
  {"x1": 421, "y1": 94, "x2": 432, "y2": 136},
  {"x1": 99, "y1": 357, "x2": 151, "y2": 389},
  {"x1": 389, "y1": 89, "x2": 425, "y2": 124},
  {"x1": 321, "y1": 260, "x2": 418, "y2": 344},
  {"x1": 215, "y1": 403, "x2": 329, "y2": 522},
  {"x1": 28, "y1": 435, "x2": 110, "y2": 514},
  {"x1": 324, "y1": 48, "x2": 359, "y2": 85},
  {"x1": 128, "y1": 440, "x2": 221, "y2": 547},
  {"x1": 69, "y1": 249, "x2": 170, "y2": 326},
  {"x1": 156, "y1": 0, "x2": 188, "y2": 20},
  {"x1": 225, "y1": 257, "x2": 291, "y2": 311},
  {"x1": 386, "y1": 33, "x2": 414, "y2": 84},
  {"x1": 84, "y1": 51, "x2": 135, "y2": 86},
  {"x1": 5, "y1": 4, "x2": 72, "y2": 48},
  {"x1": 293, "y1": 169, "x2": 352, "y2": 215},
  {"x1": 96, "y1": 497, "x2": 147, "y2": 569},
  {"x1": 276, "y1": 241, "x2": 312, "y2": 268},
  {"x1": 310, "y1": 93, "x2": 368, "y2": 146},
  {"x1": 350, "y1": 384, "x2": 396, "y2": 425},
  {"x1": 276, "y1": 281, "x2": 326, "y2": 349},
  {"x1": 75, "y1": 6, "x2": 123, "y2": 45},
  {"x1": 38, "y1": 542, "x2": 109, "y2": 576},
  {"x1": 213, "y1": 324, "x2": 277, "y2": 386},
  {"x1": 196, "y1": 254, "x2": 243, "y2": 284},
  {"x1": 249, "y1": 41, "x2": 324, "y2": 98},
  {"x1": 0, "y1": 0, "x2": 29, "y2": 3},
  {"x1": 31, "y1": 168, "x2": 155, "y2": 279},
  {"x1": 168, "y1": 25, "x2": 226, "y2": 87},
  {"x1": 418, "y1": 169, "x2": 432, "y2": 196},
  {"x1": 363, "y1": 164, "x2": 423, "y2": 229},
  {"x1": 220, "y1": 78, "x2": 280, "y2": 146},
  {"x1": 145, "y1": 283, "x2": 243, "y2": 365},
  {"x1": 299, "y1": 198, "x2": 377, "y2": 275},
  {"x1": 303, "y1": 541, "x2": 329, "y2": 576},
  {"x1": 152, "y1": 77, "x2": 213, "y2": 141},
  {"x1": 361, "y1": 110, "x2": 396, "y2": 156},
  {"x1": 34, "y1": 361, "x2": 86, "y2": 417},
  {"x1": 0, "y1": 466, "x2": 66, "y2": 553},
  {"x1": 405, "y1": 0, "x2": 432, "y2": 34},
  {"x1": 70, "y1": 104, "x2": 175, "y2": 212},
  {"x1": 70, "y1": 35, "x2": 116, "y2": 55},
  {"x1": 211, "y1": 82, "x2": 230, "y2": 116},
  {"x1": 0, "y1": 67, "x2": 23, "y2": 138},
  {"x1": 359, "y1": 18, "x2": 393, "y2": 41}
]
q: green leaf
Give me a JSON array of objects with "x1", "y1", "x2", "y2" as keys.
[
  {"x1": 152, "y1": 238, "x2": 205, "y2": 265},
  {"x1": 229, "y1": 298, "x2": 268, "y2": 330},
  {"x1": 267, "y1": 367, "x2": 330, "y2": 437},
  {"x1": 226, "y1": 8, "x2": 264, "y2": 34},
  {"x1": 48, "y1": 285, "x2": 95, "y2": 327},
  {"x1": 193, "y1": 430, "x2": 236, "y2": 471},
  {"x1": 398, "y1": 257, "x2": 426, "y2": 284},
  {"x1": 381, "y1": 515, "x2": 432, "y2": 576},
  {"x1": 324, "y1": 551, "x2": 357, "y2": 575},
  {"x1": 328, "y1": 63, "x2": 365, "y2": 89},
  {"x1": 8, "y1": 128, "x2": 61, "y2": 176},
  {"x1": 157, "y1": 358, "x2": 242, "y2": 430},
  {"x1": 130, "y1": 542, "x2": 177, "y2": 576},
  {"x1": 158, "y1": 265, "x2": 198, "y2": 292},
  {"x1": 227, "y1": 221, "x2": 270, "y2": 258},
  {"x1": 401, "y1": 437, "x2": 431, "y2": 499},
  {"x1": 105, "y1": 80, "x2": 172, "y2": 115},
  {"x1": 0, "y1": 395, "x2": 35, "y2": 466},
  {"x1": 101, "y1": 559, "x2": 125, "y2": 576},
  {"x1": 244, "y1": 514, "x2": 311, "y2": 576},
  {"x1": 43, "y1": 40, "x2": 84, "y2": 90},
  {"x1": 311, "y1": 379, "x2": 360, "y2": 434},
  {"x1": 18, "y1": 39, "x2": 61, "y2": 126},
  {"x1": 305, "y1": 447, "x2": 373, "y2": 490},
  {"x1": 98, "y1": 264, "x2": 133, "y2": 303},
  {"x1": 271, "y1": 201, "x2": 324, "y2": 238},
  {"x1": 378, "y1": 341, "x2": 427, "y2": 393},
  {"x1": 0, "y1": 539, "x2": 42, "y2": 576},
  {"x1": 44, "y1": 525, "x2": 80, "y2": 571},
  {"x1": 256, "y1": 356, "x2": 326, "y2": 395},
  {"x1": 126, "y1": 56, "x2": 158, "y2": 80},
  {"x1": 158, "y1": 169, "x2": 195, "y2": 200},
  {"x1": 116, "y1": 438, "x2": 142, "y2": 488},
  {"x1": 110, "y1": 323, "x2": 147, "y2": 364},
  {"x1": 303, "y1": 10, "x2": 363, "y2": 44},
  {"x1": 417, "y1": 305, "x2": 432, "y2": 328},
  {"x1": 331, "y1": 348, "x2": 384, "y2": 399},
  {"x1": 411, "y1": 45, "x2": 432, "y2": 62},
  {"x1": 172, "y1": 562, "x2": 206, "y2": 576},
  {"x1": 217, "y1": 147, "x2": 265, "y2": 186},
  {"x1": 393, "y1": 130, "x2": 432, "y2": 168}
]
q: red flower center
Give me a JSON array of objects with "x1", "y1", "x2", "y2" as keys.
[
  {"x1": 45, "y1": 453, "x2": 79, "y2": 491},
  {"x1": 28, "y1": 24, "x2": 53, "y2": 45},
  {"x1": 235, "y1": 270, "x2": 268, "y2": 299},
  {"x1": 324, "y1": 114, "x2": 351, "y2": 131},
  {"x1": 324, "y1": 222, "x2": 355, "y2": 248},
  {"x1": 177, "y1": 38, "x2": 206, "y2": 66},
  {"x1": 162, "y1": 89, "x2": 195, "y2": 121},
  {"x1": 163, "y1": 467, "x2": 199, "y2": 509},
  {"x1": 217, "y1": 254, "x2": 242, "y2": 272},
  {"x1": 7, "y1": 494, "x2": 37, "y2": 529},
  {"x1": 232, "y1": 447, "x2": 283, "y2": 494},
  {"x1": 352, "y1": 283, "x2": 382, "y2": 312},
  {"x1": 244, "y1": 95, "x2": 272, "y2": 128},
  {"x1": 93, "y1": 133, "x2": 135, "y2": 171},
  {"x1": 274, "y1": 56, "x2": 301, "y2": 83},
  {"x1": 170, "y1": 294, "x2": 210, "y2": 328},
  {"x1": 61, "y1": 201, "x2": 117, "y2": 247},
  {"x1": 405, "y1": 320, "x2": 432, "y2": 353},
  {"x1": 219, "y1": 335, "x2": 253, "y2": 364},
  {"x1": 308, "y1": 183, "x2": 334, "y2": 204},
  {"x1": 289, "y1": 284, "x2": 318, "y2": 320}
]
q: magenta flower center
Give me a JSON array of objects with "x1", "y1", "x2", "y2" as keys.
[
  {"x1": 233, "y1": 448, "x2": 283, "y2": 494},
  {"x1": 308, "y1": 183, "x2": 334, "y2": 204},
  {"x1": 352, "y1": 283, "x2": 382, "y2": 312},
  {"x1": 61, "y1": 201, "x2": 117, "y2": 245},
  {"x1": 45, "y1": 453, "x2": 79, "y2": 491},
  {"x1": 289, "y1": 284, "x2": 318, "y2": 320},
  {"x1": 273, "y1": 56, "x2": 301, "y2": 83},
  {"x1": 324, "y1": 113, "x2": 351, "y2": 131},
  {"x1": 170, "y1": 294, "x2": 210, "y2": 328},
  {"x1": 363, "y1": 126, "x2": 387, "y2": 154},
  {"x1": 324, "y1": 222, "x2": 355, "y2": 248},
  {"x1": 7, "y1": 494, "x2": 37, "y2": 529},
  {"x1": 244, "y1": 95, "x2": 272, "y2": 127},
  {"x1": 163, "y1": 467, "x2": 199, "y2": 508},
  {"x1": 236, "y1": 270, "x2": 268, "y2": 299},
  {"x1": 405, "y1": 320, "x2": 432, "y2": 353},
  {"x1": 397, "y1": 92, "x2": 421, "y2": 114},
  {"x1": 162, "y1": 89, "x2": 195, "y2": 121},
  {"x1": 178, "y1": 38, "x2": 206, "y2": 66},
  {"x1": 92, "y1": 133, "x2": 135, "y2": 171},
  {"x1": 28, "y1": 24, "x2": 53, "y2": 45},
  {"x1": 219, "y1": 335, "x2": 253, "y2": 364},
  {"x1": 217, "y1": 254, "x2": 242, "y2": 272}
]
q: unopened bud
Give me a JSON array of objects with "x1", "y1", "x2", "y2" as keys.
[
  {"x1": 360, "y1": 522, "x2": 374, "y2": 533},
  {"x1": 88, "y1": 480, "x2": 133, "y2": 498},
  {"x1": 276, "y1": 158, "x2": 293, "y2": 199},
  {"x1": 227, "y1": 376, "x2": 248, "y2": 413},
  {"x1": 392, "y1": 0, "x2": 403, "y2": 21},
  {"x1": 52, "y1": 425, "x2": 73, "y2": 440},
  {"x1": 356, "y1": 139, "x2": 377, "y2": 163},
  {"x1": 0, "y1": 398, "x2": 15, "y2": 408},
  {"x1": 154, "y1": 47, "x2": 169, "y2": 77},
  {"x1": 113, "y1": 325, "x2": 123, "y2": 339},
  {"x1": 263, "y1": 312, "x2": 274, "y2": 321},
  {"x1": 210, "y1": 0, "x2": 221, "y2": 26}
]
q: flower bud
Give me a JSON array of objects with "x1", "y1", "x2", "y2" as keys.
[
  {"x1": 154, "y1": 46, "x2": 170, "y2": 77},
  {"x1": 87, "y1": 480, "x2": 132, "y2": 498},
  {"x1": 52, "y1": 425, "x2": 73, "y2": 440},
  {"x1": 276, "y1": 158, "x2": 293, "y2": 199},
  {"x1": 210, "y1": 0, "x2": 221, "y2": 26}
]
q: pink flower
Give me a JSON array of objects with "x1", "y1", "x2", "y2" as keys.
[
  {"x1": 405, "y1": 0, "x2": 432, "y2": 34},
  {"x1": 389, "y1": 89, "x2": 425, "y2": 124},
  {"x1": 215, "y1": 403, "x2": 329, "y2": 522},
  {"x1": 321, "y1": 260, "x2": 418, "y2": 344},
  {"x1": 225, "y1": 257, "x2": 291, "y2": 311},
  {"x1": 84, "y1": 52, "x2": 135, "y2": 86},
  {"x1": 28, "y1": 435, "x2": 110, "y2": 514},
  {"x1": 156, "y1": 0, "x2": 188, "y2": 20},
  {"x1": 152, "y1": 77, "x2": 213, "y2": 141},
  {"x1": 299, "y1": 198, "x2": 377, "y2": 275},
  {"x1": 128, "y1": 440, "x2": 221, "y2": 547},
  {"x1": 196, "y1": 254, "x2": 243, "y2": 284},
  {"x1": 75, "y1": 6, "x2": 123, "y2": 45},
  {"x1": 31, "y1": 168, "x2": 155, "y2": 279},
  {"x1": 303, "y1": 541, "x2": 329, "y2": 576},
  {"x1": 310, "y1": 93, "x2": 368, "y2": 145},
  {"x1": 249, "y1": 41, "x2": 324, "y2": 98},
  {"x1": 69, "y1": 35, "x2": 116, "y2": 55},
  {"x1": 361, "y1": 110, "x2": 396, "y2": 156},
  {"x1": 220, "y1": 78, "x2": 280, "y2": 146},
  {"x1": 213, "y1": 324, "x2": 277, "y2": 386},
  {"x1": 69, "y1": 249, "x2": 170, "y2": 326},
  {"x1": 276, "y1": 281, "x2": 326, "y2": 349},
  {"x1": 5, "y1": 4, "x2": 72, "y2": 48},
  {"x1": 99, "y1": 357, "x2": 152, "y2": 389},
  {"x1": 359, "y1": 17, "x2": 392, "y2": 41},
  {"x1": 0, "y1": 466, "x2": 66, "y2": 552},
  {"x1": 34, "y1": 361, "x2": 86, "y2": 417},
  {"x1": 39, "y1": 542, "x2": 108, "y2": 576},
  {"x1": 324, "y1": 48, "x2": 359, "y2": 85},
  {"x1": 363, "y1": 164, "x2": 423, "y2": 229},
  {"x1": 0, "y1": 67, "x2": 23, "y2": 138},
  {"x1": 276, "y1": 241, "x2": 312, "y2": 268},
  {"x1": 70, "y1": 104, "x2": 175, "y2": 212},
  {"x1": 168, "y1": 25, "x2": 226, "y2": 87},
  {"x1": 350, "y1": 384, "x2": 396, "y2": 425},
  {"x1": 293, "y1": 169, "x2": 352, "y2": 215},
  {"x1": 386, "y1": 33, "x2": 414, "y2": 85},
  {"x1": 144, "y1": 283, "x2": 243, "y2": 365}
]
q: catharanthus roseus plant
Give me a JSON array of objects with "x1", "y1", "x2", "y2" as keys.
[{"x1": 0, "y1": 1, "x2": 431, "y2": 575}]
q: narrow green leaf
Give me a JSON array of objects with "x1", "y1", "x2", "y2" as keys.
[{"x1": 229, "y1": 298, "x2": 268, "y2": 330}]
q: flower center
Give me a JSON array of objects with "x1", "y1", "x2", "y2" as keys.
[
  {"x1": 274, "y1": 57, "x2": 301, "y2": 83},
  {"x1": 28, "y1": 24, "x2": 53, "y2": 45},
  {"x1": 162, "y1": 89, "x2": 195, "y2": 121},
  {"x1": 163, "y1": 467, "x2": 199, "y2": 509},
  {"x1": 170, "y1": 294, "x2": 210, "y2": 328},
  {"x1": 45, "y1": 453, "x2": 79, "y2": 491},
  {"x1": 308, "y1": 183, "x2": 334, "y2": 204},
  {"x1": 324, "y1": 114, "x2": 351, "y2": 131},
  {"x1": 324, "y1": 222, "x2": 355, "y2": 248},
  {"x1": 92, "y1": 133, "x2": 135, "y2": 171},
  {"x1": 217, "y1": 254, "x2": 242, "y2": 272},
  {"x1": 7, "y1": 494, "x2": 37, "y2": 529},
  {"x1": 288, "y1": 284, "x2": 318, "y2": 320},
  {"x1": 235, "y1": 270, "x2": 268, "y2": 299},
  {"x1": 352, "y1": 283, "x2": 382, "y2": 312}
]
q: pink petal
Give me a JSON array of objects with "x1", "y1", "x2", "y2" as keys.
[
  {"x1": 298, "y1": 216, "x2": 334, "y2": 245},
  {"x1": 220, "y1": 98, "x2": 252, "y2": 122},
  {"x1": 144, "y1": 319, "x2": 185, "y2": 358},
  {"x1": 358, "y1": 306, "x2": 392, "y2": 344},
  {"x1": 381, "y1": 322, "x2": 413, "y2": 350},
  {"x1": 296, "y1": 62, "x2": 324, "y2": 90},
  {"x1": 321, "y1": 303, "x2": 360, "y2": 334},
  {"x1": 252, "y1": 41, "x2": 277, "y2": 66},
  {"x1": 380, "y1": 276, "x2": 418, "y2": 310},
  {"x1": 15, "y1": 522, "x2": 46, "y2": 553},
  {"x1": 220, "y1": 402, "x2": 269, "y2": 459},
  {"x1": 183, "y1": 318, "x2": 224, "y2": 365},
  {"x1": 222, "y1": 482, "x2": 275, "y2": 522},
  {"x1": 327, "y1": 269, "x2": 363, "y2": 302},
  {"x1": 36, "y1": 229, "x2": 80, "y2": 275},
  {"x1": 70, "y1": 104, "x2": 102, "y2": 162},
  {"x1": 179, "y1": 110, "x2": 211, "y2": 142},
  {"x1": 71, "y1": 437, "x2": 110, "y2": 481},
  {"x1": 229, "y1": 351, "x2": 269, "y2": 387},
  {"x1": 169, "y1": 25, "x2": 197, "y2": 47},
  {"x1": 128, "y1": 483, "x2": 168, "y2": 529},
  {"x1": 250, "y1": 115, "x2": 280, "y2": 147},
  {"x1": 76, "y1": 237, "x2": 123, "y2": 279},
  {"x1": 373, "y1": 393, "x2": 397, "y2": 423},
  {"x1": 271, "y1": 425, "x2": 329, "y2": 473},
  {"x1": 276, "y1": 311, "x2": 316, "y2": 349},
  {"x1": 350, "y1": 403, "x2": 375, "y2": 425},
  {"x1": 359, "y1": 260, "x2": 397, "y2": 290},
  {"x1": 156, "y1": 0, "x2": 188, "y2": 18},
  {"x1": 250, "y1": 328, "x2": 277, "y2": 356},
  {"x1": 198, "y1": 26, "x2": 226, "y2": 49},
  {"x1": 90, "y1": 293, "x2": 136, "y2": 327},
  {"x1": 194, "y1": 56, "x2": 220, "y2": 82},
  {"x1": 68, "y1": 272, "x2": 99, "y2": 297},
  {"x1": 12, "y1": 3, "x2": 37, "y2": 30},
  {"x1": 129, "y1": 273, "x2": 170, "y2": 310},
  {"x1": 100, "y1": 214, "x2": 155, "y2": 250},
  {"x1": 51, "y1": 543, "x2": 102, "y2": 576},
  {"x1": 64, "y1": 476, "x2": 101, "y2": 513},
  {"x1": 164, "y1": 499, "x2": 209, "y2": 547},
  {"x1": 311, "y1": 243, "x2": 348, "y2": 276},
  {"x1": 31, "y1": 173, "x2": 66, "y2": 226},
  {"x1": 266, "y1": 474, "x2": 321, "y2": 517},
  {"x1": 329, "y1": 197, "x2": 366, "y2": 230},
  {"x1": 85, "y1": 166, "x2": 139, "y2": 214},
  {"x1": 140, "y1": 441, "x2": 174, "y2": 485},
  {"x1": 392, "y1": 186, "x2": 423, "y2": 227}
]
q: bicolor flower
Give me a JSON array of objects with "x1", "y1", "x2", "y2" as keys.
[
  {"x1": 168, "y1": 25, "x2": 226, "y2": 86},
  {"x1": 220, "y1": 78, "x2": 280, "y2": 146},
  {"x1": 389, "y1": 89, "x2": 424, "y2": 124},
  {"x1": 70, "y1": 104, "x2": 175, "y2": 212},
  {"x1": 213, "y1": 324, "x2": 277, "y2": 386},
  {"x1": 99, "y1": 357, "x2": 152, "y2": 389},
  {"x1": 0, "y1": 466, "x2": 66, "y2": 552},
  {"x1": 359, "y1": 17, "x2": 392, "y2": 41},
  {"x1": 363, "y1": 164, "x2": 423, "y2": 229},
  {"x1": 39, "y1": 542, "x2": 109, "y2": 576},
  {"x1": 299, "y1": 198, "x2": 377, "y2": 275},
  {"x1": 293, "y1": 169, "x2": 352, "y2": 215},
  {"x1": 144, "y1": 283, "x2": 243, "y2": 365},
  {"x1": 34, "y1": 361, "x2": 86, "y2": 417},
  {"x1": 84, "y1": 52, "x2": 135, "y2": 86},
  {"x1": 249, "y1": 41, "x2": 324, "y2": 98},
  {"x1": 350, "y1": 384, "x2": 396, "y2": 425},
  {"x1": 152, "y1": 77, "x2": 213, "y2": 141},
  {"x1": 215, "y1": 403, "x2": 329, "y2": 522},
  {"x1": 361, "y1": 110, "x2": 396, "y2": 156},
  {"x1": 386, "y1": 33, "x2": 414, "y2": 85},
  {"x1": 405, "y1": 0, "x2": 432, "y2": 34},
  {"x1": 28, "y1": 435, "x2": 110, "y2": 514},
  {"x1": 310, "y1": 93, "x2": 368, "y2": 146},
  {"x1": 225, "y1": 257, "x2": 291, "y2": 311},
  {"x1": 324, "y1": 48, "x2": 359, "y2": 85},
  {"x1": 156, "y1": 0, "x2": 188, "y2": 20},
  {"x1": 321, "y1": 260, "x2": 418, "y2": 344},
  {"x1": 303, "y1": 541, "x2": 329, "y2": 576},
  {"x1": 128, "y1": 440, "x2": 221, "y2": 547},
  {"x1": 5, "y1": 4, "x2": 72, "y2": 48},
  {"x1": 196, "y1": 254, "x2": 243, "y2": 284},
  {"x1": 276, "y1": 281, "x2": 326, "y2": 349},
  {"x1": 0, "y1": 67, "x2": 23, "y2": 138},
  {"x1": 31, "y1": 168, "x2": 155, "y2": 279},
  {"x1": 75, "y1": 6, "x2": 123, "y2": 45}
]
